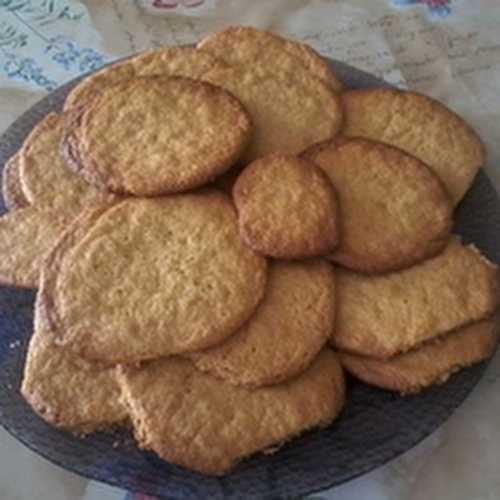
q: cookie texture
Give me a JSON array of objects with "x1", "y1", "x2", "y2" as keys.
[
  {"x1": 339, "y1": 317, "x2": 499, "y2": 394},
  {"x1": 21, "y1": 295, "x2": 127, "y2": 433},
  {"x1": 341, "y1": 89, "x2": 486, "y2": 205},
  {"x1": 2, "y1": 153, "x2": 29, "y2": 210},
  {"x1": 202, "y1": 65, "x2": 343, "y2": 163},
  {"x1": 40, "y1": 192, "x2": 267, "y2": 363},
  {"x1": 302, "y1": 138, "x2": 453, "y2": 273},
  {"x1": 64, "y1": 46, "x2": 223, "y2": 110},
  {"x1": 191, "y1": 260, "x2": 336, "y2": 387},
  {"x1": 332, "y1": 238, "x2": 500, "y2": 358},
  {"x1": 198, "y1": 25, "x2": 342, "y2": 92},
  {"x1": 62, "y1": 76, "x2": 252, "y2": 196},
  {"x1": 19, "y1": 112, "x2": 110, "y2": 212},
  {"x1": 0, "y1": 207, "x2": 71, "y2": 288},
  {"x1": 118, "y1": 349, "x2": 345, "y2": 475},
  {"x1": 233, "y1": 155, "x2": 339, "y2": 258}
]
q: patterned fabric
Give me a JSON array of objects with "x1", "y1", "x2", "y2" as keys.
[
  {"x1": 0, "y1": 0, "x2": 107, "y2": 91},
  {"x1": 391, "y1": 0, "x2": 453, "y2": 18}
]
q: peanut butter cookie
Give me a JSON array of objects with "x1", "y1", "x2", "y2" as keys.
[
  {"x1": 191, "y1": 260, "x2": 335, "y2": 387},
  {"x1": 332, "y1": 238, "x2": 500, "y2": 358},
  {"x1": 339, "y1": 317, "x2": 499, "y2": 394},
  {"x1": 63, "y1": 76, "x2": 252, "y2": 196},
  {"x1": 303, "y1": 138, "x2": 453, "y2": 273},
  {"x1": 64, "y1": 46, "x2": 223, "y2": 110},
  {"x1": 198, "y1": 25, "x2": 342, "y2": 92},
  {"x1": 40, "y1": 192, "x2": 267, "y2": 363},
  {"x1": 118, "y1": 349, "x2": 345, "y2": 475},
  {"x1": 0, "y1": 206, "x2": 71, "y2": 288},
  {"x1": 202, "y1": 65, "x2": 342, "y2": 163},
  {"x1": 22, "y1": 296, "x2": 127, "y2": 433},
  {"x1": 341, "y1": 89, "x2": 485, "y2": 205},
  {"x1": 233, "y1": 155, "x2": 339, "y2": 258}
]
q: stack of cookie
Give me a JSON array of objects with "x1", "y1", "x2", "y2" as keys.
[{"x1": 0, "y1": 26, "x2": 498, "y2": 476}]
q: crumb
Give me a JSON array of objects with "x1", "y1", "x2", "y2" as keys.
[{"x1": 9, "y1": 340, "x2": 21, "y2": 349}]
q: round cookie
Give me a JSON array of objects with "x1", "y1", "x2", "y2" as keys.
[
  {"x1": 233, "y1": 155, "x2": 339, "y2": 258},
  {"x1": 339, "y1": 317, "x2": 499, "y2": 394},
  {"x1": 62, "y1": 76, "x2": 252, "y2": 196},
  {"x1": 2, "y1": 153, "x2": 30, "y2": 210},
  {"x1": 21, "y1": 298, "x2": 127, "y2": 433},
  {"x1": 341, "y1": 89, "x2": 486, "y2": 205},
  {"x1": 191, "y1": 260, "x2": 336, "y2": 387},
  {"x1": 202, "y1": 64, "x2": 343, "y2": 164},
  {"x1": 19, "y1": 112, "x2": 110, "y2": 212},
  {"x1": 302, "y1": 138, "x2": 453, "y2": 273},
  {"x1": 332, "y1": 238, "x2": 500, "y2": 359},
  {"x1": 0, "y1": 206, "x2": 73, "y2": 288},
  {"x1": 40, "y1": 192, "x2": 267, "y2": 363},
  {"x1": 64, "y1": 46, "x2": 224, "y2": 110},
  {"x1": 118, "y1": 349, "x2": 345, "y2": 475},
  {"x1": 198, "y1": 25, "x2": 343, "y2": 92}
]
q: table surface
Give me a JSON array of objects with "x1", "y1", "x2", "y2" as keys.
[{"x1": 1, "y1": 1, "x2": 500, "y2": 499}]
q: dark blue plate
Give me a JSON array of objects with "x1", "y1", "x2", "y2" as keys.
[{"x1": 0, "y1": 59, "x2": 499, "y2": 500}]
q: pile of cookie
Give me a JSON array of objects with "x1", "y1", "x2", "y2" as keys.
[{"x1": 0, "y1": 26, "x2": 498, "y2": 476}]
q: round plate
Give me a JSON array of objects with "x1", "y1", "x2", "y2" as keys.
[{"x1": 0, "y1": 59, "x2": 499, "y2": 500}]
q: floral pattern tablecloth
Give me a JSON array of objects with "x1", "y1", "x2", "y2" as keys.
[
  {"x1": 0, "y1": 0, "x2": 106, "y2": 91},
  {"x1": 0, "y1": 0, "x2": 456, "y2": 93}
]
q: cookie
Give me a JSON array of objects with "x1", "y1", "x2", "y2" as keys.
[
  {"x1": 19, "y1": 112, "x2": 110, "y2": 212},
  {"x1": 40, "y1": 192, "x2": 267, "y2": 363},
  {"x1": 62, "y1": 76, "x2": 252, "y2": 196},
  {"x1": 339, "y1": 317, "x2": 499, "y2": 394},
  {"x1": 332, "y1": 238, "x2": 500, "y2": 358},
  {"x1": 0, "y1": 207, "x2": 72, "y2": 288},
  {"x1": 341, "y1": 89, "x2": 486, "y2": 205},
  {"x1": 191, "y1": 260, "x2": 335, "y2": 387},
  {"x1": 302, "y1": 138, "x2": 453, "y2": 273},
  {"x1": 202, "y1": 64, "x2": 343, "y2": 163},
  {"x1": 117, "y1": 349, "x2": 345, "y2": 475},
  {"x1": 233, "y1": 155, "x2": 339, "y2": 259},
  {"x1": 2, "y1": 153, "x2": 29, "y2": 210},
  {"x1": 64, "y1": 46, "x2": 223, "y2": 110},
  {"x1": 197, "y1": 25, "x2": 342, "y2": 92},
  {"x1": 21, "y1": 295, "x2": 127, "y2": 433}
]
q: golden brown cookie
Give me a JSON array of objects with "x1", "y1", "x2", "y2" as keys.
[
  {"x1": 302, "y1": 138, "x2": 453, "y2": 273},
  {"x1": 0, "y1": 207, "x2": 72, "y2": 288},
  {"x1": 21, "y1": 295, "x2": 127, "y2": 433},
  {"x1": 332, "y1": 238, "x2": 500, "y2": 359},
  {"x1": 339, "y1": 317, "x2": 499, "y2": 394},
  {"x1": 233, "y1": 155, "x2": 339, "y2": 259},
  {"x1": 40, "y1": 192, "x2": 267, "y2": 363},
  {"x1": 19, "y1": 113, "x2": 110, "y2": 212},
  {"x1": 341, "y1": 89, "x2": 486, "y2": 205},
  {"x1": 198, "y1": 25, "x2": 342, "y2": 92},
  {"x1": 202, "y1": 64, "x2": 343, "y2": 163},
  {"x1": 62, "y1": 76, "x2": 252, "y2": 196},
  {"x1": 64, "y1": 46, "x2": 223, "y2": 110},
  {"x1": 2, "y1": 153, "x2": 29, "y2": 210},
  {"x1": 191, "y1": 260, "x2": 335, "y2": 387},
  {"x1": 117, "y1": 349, "x2": 345, "y2": 475}
]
